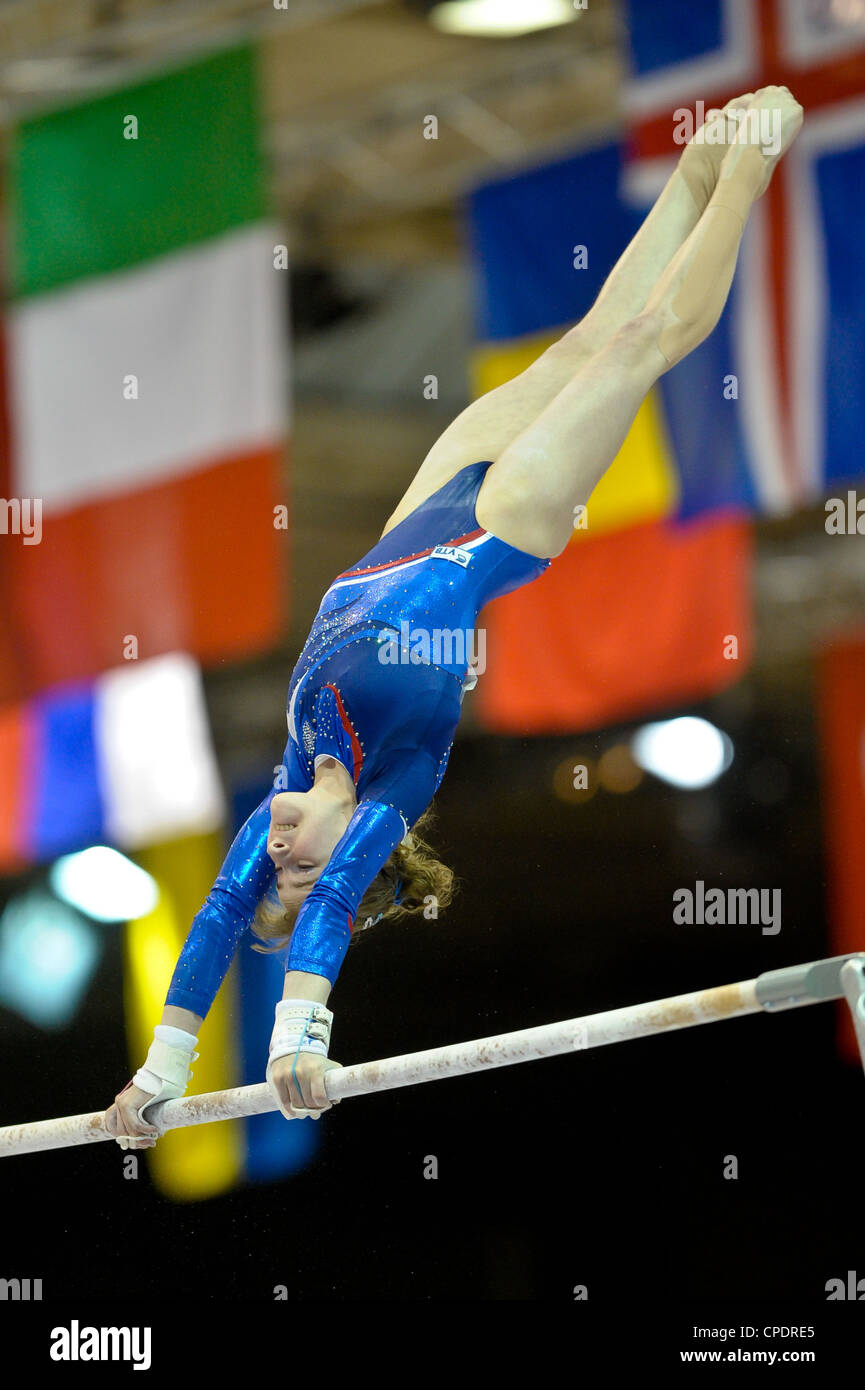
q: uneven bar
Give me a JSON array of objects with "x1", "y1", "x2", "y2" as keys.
[{"x1": 1, "y1": 953, "x2": 862, "y2": 1158}]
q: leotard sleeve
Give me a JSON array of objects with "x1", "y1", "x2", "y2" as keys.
[{"x1": 163, "y1": 735, "x2": 308, "y2": 1018}]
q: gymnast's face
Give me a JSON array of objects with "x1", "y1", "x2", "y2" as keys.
[{"x1": 267, "y1": 789, "x2": 350, "y2": 911}]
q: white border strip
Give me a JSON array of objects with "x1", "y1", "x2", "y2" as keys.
[{"x1": 623, "y1": 0, "x2": 756, "y2": 119}]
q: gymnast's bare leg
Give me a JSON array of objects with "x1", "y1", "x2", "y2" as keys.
[
  {"x1": 472, "y1": 87, "x2": 803, "y2": 560},
  {"x1": 382, "y1": 91, "x2": 759, "y2": 535}
]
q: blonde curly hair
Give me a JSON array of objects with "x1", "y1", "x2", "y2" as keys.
[{"x1": 250, "y1": 802, "x2": 457, "y2": 954}]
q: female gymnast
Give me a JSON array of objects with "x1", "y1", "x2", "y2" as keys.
[{"x1": 105, "y1": 86, "x2": 802, "y2": 1149}]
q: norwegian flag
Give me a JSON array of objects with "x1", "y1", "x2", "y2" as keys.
[{"x1": 621, "y1": 0, "x2": 865, "y2": 517}]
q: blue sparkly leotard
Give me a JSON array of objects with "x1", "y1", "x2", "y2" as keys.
[{"x1": 165, "y1": 460, "x2": 551, "y2": 1016}]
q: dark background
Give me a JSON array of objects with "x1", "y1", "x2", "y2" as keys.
[
  {"x1": 0, "y1": 2, "x2": 863, "y2": 1327},
  {"x1": 2, "y1": 691, "x2": 861, "y2": 1305}
]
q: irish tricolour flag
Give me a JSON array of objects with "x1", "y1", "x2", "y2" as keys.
[{"x1": 1, "y1": 45, "x2": 286, "y2": 702}]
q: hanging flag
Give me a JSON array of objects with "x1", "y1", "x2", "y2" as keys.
[
  {"x1": 816, "y1": 635, "x2": 865, "y2": 1068},
  {"x1": 124, "y1": 830, "x2": 241, "y2": 1203},
  {"x1": 2, "y1": 45, "x2": 287, "y2": 702},
  {"x1": 0, "y1": 652, "x2": 224, "y2": 872},
  {"x1": 466, "y1": 142, "x2": 752, "y2": 733},
  {"x1": 467, "y1": 142, "x2": 679, "y2": 540},
  {"x1": 0, "y1": 185, "x2": 25, "y2": 698},
  {"x1": 478, "y1": 513, "x2": 751, "y2": 733}
]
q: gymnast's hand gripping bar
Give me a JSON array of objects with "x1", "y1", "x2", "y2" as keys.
[{"x1": 1, "y1": 952, "x2": 863, "y2": 1158}]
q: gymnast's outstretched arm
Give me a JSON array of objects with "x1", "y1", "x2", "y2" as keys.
[
  {"x1": 103, "y1": 735, "x2": 310, "y2": 1149},
  {"x1": 104, "y1": 740, "x2": 439, "y2": 1143}
]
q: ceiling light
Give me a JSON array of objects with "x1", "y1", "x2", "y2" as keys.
[{"x1": 429, "y1": 0, "x2": 579, "y2": 39}]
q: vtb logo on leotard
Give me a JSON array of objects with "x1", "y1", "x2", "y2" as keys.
[{"x1": 431, "y1": 544, "x2": 471, "y2": 568}]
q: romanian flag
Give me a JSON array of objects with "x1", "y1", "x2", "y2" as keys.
[
  {"x1": 0, "y1": 45, "x2": 287, "y2": 704},
  {"x1": 466, "y1": 143, "x2": 752, "y2": 734}
]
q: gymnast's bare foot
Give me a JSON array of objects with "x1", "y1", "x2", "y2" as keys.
[
  {"x1": 677, "y1": 93, "x2": 756, "y2": 213},
  {"x1": 726, "y1": 86, "x2": 804, "y2": 197}
]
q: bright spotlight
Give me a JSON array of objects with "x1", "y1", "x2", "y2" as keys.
[
  {"x1": 429, "y1": 0, "x2": 579, "y2": 38},
  {"x1": 631, "y1": 717, "x2": 733, "y2": 790},
  {"x1": 49, "y1": 846, "x2": 159, "y2": 922}
]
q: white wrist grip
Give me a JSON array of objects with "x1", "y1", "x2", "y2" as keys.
[
  {"x1": 266, "y1": 999, "x2": 334, "y2": 1122},
  {"x1": 268, "y1": 999, "x2": 333, "y2": 1063},
  {"x1": 116, "y1": 1027, "x2": 200, "y2": 1150},
  {"x1": 132, "y1": 1039, "x2": 199, "y2": 1122}
]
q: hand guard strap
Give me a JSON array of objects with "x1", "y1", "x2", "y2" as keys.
[
  {"x1": 133, "y1": 1029, "x2": 198, "y2": 1120},
  {"x1": 268, "y1": 998, "x2": 333, "y2": 1062},
  {"x1": 266, "y1": 999, "x2": 334, "y2": 1121},
  {"x1": 116, "y1": 1027, "x2": 199, "y2": 1149}
]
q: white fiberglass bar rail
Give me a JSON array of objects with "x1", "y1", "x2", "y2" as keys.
[{"x1": 1, "y1": 953, "x2": 862, "y2": 1158}]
